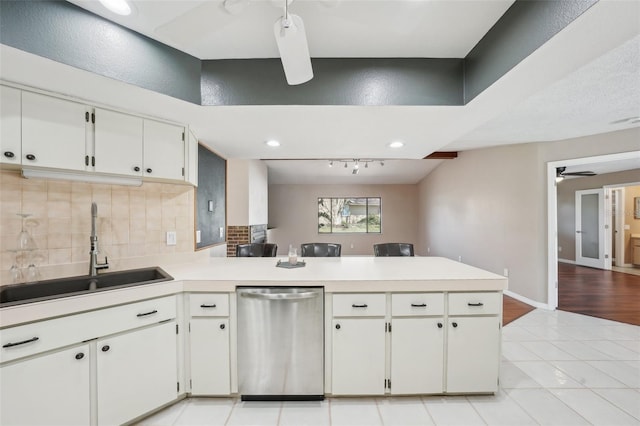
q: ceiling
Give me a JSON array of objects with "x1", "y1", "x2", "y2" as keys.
[
  {"x1": 66, "y1": 0, "x2": 514, "y2": 59},
  {"x1": 2, "y1": 0, "x2": 639, "y2": 184}
]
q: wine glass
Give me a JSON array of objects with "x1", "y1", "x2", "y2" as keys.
[
  {"x1": 16, "y1": 213, "x2": 37, "y2": 251},
  {"x1": 9, "y1": 251, "x2": 22, "y2": 284}
]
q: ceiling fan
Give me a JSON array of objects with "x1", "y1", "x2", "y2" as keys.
[
  {"x1": 273, "y1": 0, "x2": 314, "y2": 85},
  {"x1": 556, "y1": 166, "x2": 597, "y2": 179}
]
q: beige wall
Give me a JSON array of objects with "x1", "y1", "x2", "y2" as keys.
[
  {"x1": 268, "y1": 184, "x2": 418, "y2": 256},
  {"x1": 417, "y1": 127, "x2": 640, "y2": 304},
  {"x1": 557, "y1": 171, "x2": 640, "y2": 263},
  {"x1": 0, "y1": 169, "x2": 198, "y2": 285},
  {"x1": 227, "y1": 159, "x2": 268, "y2": 226}
]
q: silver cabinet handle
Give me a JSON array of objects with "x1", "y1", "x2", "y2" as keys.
[{"x1": 240, "y1": 291, "x2": 320, "y2": 300}]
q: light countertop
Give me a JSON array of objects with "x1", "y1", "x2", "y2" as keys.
[{"x1": 1, "y1": 257, "x2": 507, "y2": 328}]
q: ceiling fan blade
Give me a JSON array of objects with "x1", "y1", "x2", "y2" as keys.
[
  {"x1": 563, "y1": 171, "x2": 597, "y2": 176},
  {"x1": 274, "y1": 14, "x2": 313, "y2": 85}
]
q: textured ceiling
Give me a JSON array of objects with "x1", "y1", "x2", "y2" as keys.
[
  {"x1": 2, "y1": 1, "x2": 639, "y2": 184},
  {"x1": 451, "y1": 35, "x2": 640, "y2": 149},
  {"x1": 67, "y1": 0, "x2": 514, "y2": 59}
]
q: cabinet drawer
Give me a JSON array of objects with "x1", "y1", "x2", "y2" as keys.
[
  {"x1": 333, "y1": 294, "x2": 385, "y2": 317},
  {"x1": 448, "y1": 292, "x2": 501, "y2": 316},
  {"x1": 189, "y1": 293, "x2": 229, "y2": 317},
  {"x1": 1, "y1": 296, "x2": 176, "y2": 364},
  {"x1": 392, "y1": 293, "x2": 444, "y2": 316}
]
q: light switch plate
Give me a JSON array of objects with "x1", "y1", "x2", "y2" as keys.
[
  {"x1": 166, "y1": 231, "x2": 177, "y2": 246},
  {"x1": 196, "y1": 230, "x2": 201, "y2": 243},
  {"x1": 219, "y1": 227, "x2": 224, "y2": 238}
]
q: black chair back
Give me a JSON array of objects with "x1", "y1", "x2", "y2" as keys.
[
  {"x1": 236, "y1": 243, "x2": 278, "y2": 257},
  {"x1": 300, "y1": 243, "x2": 342, "y2": 257},
  {"x1": 373, "y1": 243, "x2": 414, "y2": 257}
]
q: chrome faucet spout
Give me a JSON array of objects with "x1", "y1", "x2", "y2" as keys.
[{"x1": 89, "y1": 202, "x2": 109, "y2": 277}]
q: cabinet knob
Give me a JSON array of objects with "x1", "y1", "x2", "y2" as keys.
[
  {"x1": 75, "y1": 352, "x2": 85, "y2": 360},
  {"x1": 25, "y1": 154, "x2": 36, "y2": 161},
  {"x1": 219, "y1": 323, "x2": 226, "y2": 330},
  {"x1": 133, "y1": 166, "x2": 140, "y2": 172},
  {"x1": 335, "y1": 324, "x2": 341, "y2": 330},
  {"x1": 101, "y1": 345, "x2": 110, "y2": 352},
  {"x1": 146, "y1": 168, "x2": 153, "y2": 174},
  {"x1": 3, "y1": 151, "x2": 14, "y2": 159},
  {"x1": 452, "y1": 322, "x2": 458, "y2": 328},
  {"x1": 437, "y1": 322, "x2": 443, "y2": 328}
]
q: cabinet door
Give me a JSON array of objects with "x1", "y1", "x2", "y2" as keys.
[
  {"x1": 94, "y1": 108, "x2": 143, "y2": 176},
  {"x1": 22, "y1": 91, "x2": 88, "y2": 171},
  {"x1": 189, "y1": 318, "x2": 230, "y2": 395},
  {"x1": 446, "y1": 316, "x2": 500, "y2": 393},
  {"x1": 0, "y1": 85, "x2": 21, "y2": 165},
  {"x1": 391, "y1": 318, "x2": 444, "y2": 394},
  {"x1": 97, "y1": 321, "x2": 177, "y2": 426},
  {"x1": 332, "y1": 318, "x2": 385, "y2": 395},
  {"x1": 0, "y1": 343, "x2": 90, "y2": 426},
  {"x1": 143, "y1": 119, "x2": 185, "y2": 181}
]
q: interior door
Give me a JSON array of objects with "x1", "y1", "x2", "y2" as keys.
[{"x1": 575, "y1": 189, "x2": 606, "y2": 269}]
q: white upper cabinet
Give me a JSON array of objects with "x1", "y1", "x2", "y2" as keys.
[
  {"x1": 93, "y1": 108, "x2": 143, "y2": 177},
  {"x1": 0, "y1": 85, "x2": 21, "y2": 165},
  {"x1": 144, "y1": 119, "x2": 185, "y2": 181},
  {"x1": 21, "y1": 91, "x2": 88, "y2": 171},
  {"x1": 12, "y1": 87, "x2": 195, "y2": 184}
]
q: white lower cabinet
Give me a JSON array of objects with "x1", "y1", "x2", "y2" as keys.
[
  {"x1": 189, "y1": 318, "x2": 230, "y2": 395},
  {"x1": 96, "y1": 321, "x2": 178, "y2": 426},
  {"x1": 446, "y1": 316, "x2": 500, "y2": 393},
  {"x1": 390, "y1": 317, "x2": 444, "y2": 394},
  {"x1": 331, "y1": 318, "x2": 386, "y2": 395},
  {"x1": 0, "y1": 343, "x2": 91, "y2": 426}
]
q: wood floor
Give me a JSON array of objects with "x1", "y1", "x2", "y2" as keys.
[
  {"x1": 503, "y1": 295, "x2": 535, "y2": 326},
  {"x1": 558, "y1": 262, "x2": 640, "y2": 326}
]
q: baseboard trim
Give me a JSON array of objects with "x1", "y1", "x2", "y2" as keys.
[
  {"x1": 504, "y1": 290, "x2": 551, "y2": 310},
  {"x1": 558, "y1": 258, "x2": 576, "y2": 264}
]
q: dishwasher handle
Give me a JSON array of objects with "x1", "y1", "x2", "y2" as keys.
[{"x1": 239, "y1": 290, "x2": 321, "y2": 300}]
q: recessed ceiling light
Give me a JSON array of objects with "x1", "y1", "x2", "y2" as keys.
[
  {"x1": 389, "y1": 141, "x2": 404, "y2": 149},
  {"x1": 98, "y1": 0, "x2": 132, "y2": 15},
  {"x1": 265, "y1": 140, "x2": 281, "y2": 148}
]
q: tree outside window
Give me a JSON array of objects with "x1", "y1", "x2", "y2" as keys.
[{"x1": 318, "y1": 197, "x2": 381, "y2": 234}]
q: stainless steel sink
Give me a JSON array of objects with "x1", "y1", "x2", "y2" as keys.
[{"x1": 0, "y1": 267, "x2": 173, "y2": 307}]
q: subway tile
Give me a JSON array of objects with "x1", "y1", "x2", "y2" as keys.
[{"x1": 47, "y1": 180, "x2": 71, "y2": 194}]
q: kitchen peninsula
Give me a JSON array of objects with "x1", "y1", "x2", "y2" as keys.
[{"x1": 0, "y1": 256, "x2": 507, "y2": 425}]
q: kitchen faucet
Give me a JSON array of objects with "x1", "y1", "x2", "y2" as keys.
[{"x1": 89, "y1": 202, "x2": 109, "y2": 277}]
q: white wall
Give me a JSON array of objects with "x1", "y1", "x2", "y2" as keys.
[
  {"x1": 227, "y1": 159, "x2": 268, "y2": 226},
  {"x1": 268, "y1": 184, "x2": 418, "y2": 256},
  {"x1": 417, "y1": 127, "x2": 640, "y2": 304}
]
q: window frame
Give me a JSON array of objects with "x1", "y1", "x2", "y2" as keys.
[{"x1": 317, "y1": 197, "x2": 382, "y2": 234}]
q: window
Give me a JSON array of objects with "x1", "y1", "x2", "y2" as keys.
[{"x1": 318, "y1": 197, "x2": 381, "y2": 234}]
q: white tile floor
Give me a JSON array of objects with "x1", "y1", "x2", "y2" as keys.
[{"x1": 137, "y1": 309, "x2": 640, "y2": 426}]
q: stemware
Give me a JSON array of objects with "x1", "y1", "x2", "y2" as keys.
[{"x1": 16, "y1": 213, "x2": 37, "y2": 251}]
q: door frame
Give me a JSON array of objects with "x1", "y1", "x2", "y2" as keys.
[
  {"x1": 575, "y1": 188, "x2": 607, "y2": 269},
  {"x1": 546, "y1": 151, "x2": 640, "y2": 310}
]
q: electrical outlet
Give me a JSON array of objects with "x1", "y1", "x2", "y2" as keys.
[
  {"x1": 558, "y1": 246, "x2": 562, "y2": 252},
  {"x1": 503, "y1": 268, "x2": 509, "y2": 277},
  {"x1": 196, "y1": 230, "x2": 201, "y2": 244},
  {"x1": 458, "y1": 256, "x2": 462, "y2": 262},
  {"x1": 350, "y1": 243, "x2": 354, "y2": 249},
  {"x1": 427, "y1": 247, "x2": 431, "y2": 254},
  {"x1": 219, "y1": 227, "x2": 224, "y2": 238},
  {"x1": 166, "y1": 231, "x2": 177, "y2": 246}
]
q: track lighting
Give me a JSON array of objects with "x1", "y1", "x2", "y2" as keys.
[{"x1": 327, "y1": 159, "x2": 384, "y2": 175}]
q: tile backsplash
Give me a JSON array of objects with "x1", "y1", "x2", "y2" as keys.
[{"x1": 0, "y1": 170, "x2": 196, "y2": 285}]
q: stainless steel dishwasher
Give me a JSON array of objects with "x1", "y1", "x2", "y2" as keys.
[{"x1": 237, "y1": 287, "x2": 324, "y2": 400}]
